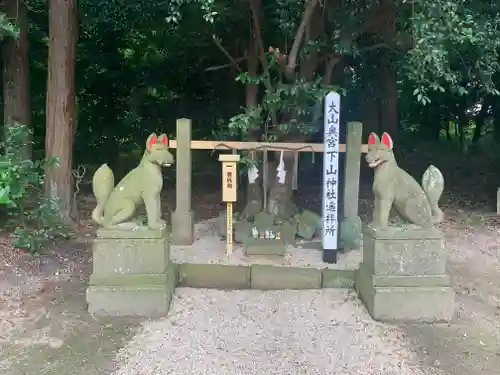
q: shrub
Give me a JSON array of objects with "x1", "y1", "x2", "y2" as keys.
[{"x1": 0, "y1": 123, "x2": 71, "y2": 253}]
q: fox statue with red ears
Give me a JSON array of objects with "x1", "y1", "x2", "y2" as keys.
[
  {"x1": 365, "y1": 132, "x2": 444, "y2": 229},
  {"x1": 91, "y1": 133, "x2": 175, "y2": 230}
]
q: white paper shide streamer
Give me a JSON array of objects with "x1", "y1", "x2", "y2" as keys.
[
  {"x1": 276, "y1": 150, "x2": 287, "y2": 184},
  {"x1": 247, "y1": 164, "x2": 259, "y2": 184}
]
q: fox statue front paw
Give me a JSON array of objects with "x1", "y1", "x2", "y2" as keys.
[{"x1": 148, "y1": 219, "x2": 166, "y2": 230}]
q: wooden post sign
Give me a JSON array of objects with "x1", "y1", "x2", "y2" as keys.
[
  {"x1": 322, "y1": 91, "x2": 341, "y2": 264},
  {"x1": 218, "y1": 154, "x2": 241, "y2": 255}
]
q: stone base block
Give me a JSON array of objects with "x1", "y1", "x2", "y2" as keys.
[
  {"x1": 171, "y1": 210, "x2": 195, "y2": 245},
  {"x1": 178, "y1": 264, "x2": 251, "y2": 289},
  {"x1": 363, "y1": 224, "x2": 446, "y2": 276},
  {"x1": 88, "y1": 228, "x2": 175, "y2": 317},
  {"x1": 251, "y1": 265, "x2": 321, "y2": 289},
  {"x1": 245, "y1": 238, "x2": 286, "y2": 256},
  {"x1": 322, "y1": 269, "x2": 355, "y2": 288},
  {"x1": 356, "y1": 264, "x2": 454, "y2": 322},
  {"x1": 93, "y1": 227, "x2": 169, "y2": 277},
  {"x1": 86, "y1": 284, "x2": 173, "y2": 318},
  {"x1": 357, "y1": 225, "x2": 455, "y2": 322},
  {"x1": 86, "y1": 265, "x2": 177, "y2": 317}
]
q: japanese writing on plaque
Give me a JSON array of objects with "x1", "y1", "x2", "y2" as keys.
[
  {"x1": 322, "y1": 92, "x2": 340, "y2": 250},
  {"x1": 227, "y1": 205, "x2": 233, "y2": 244},
  {"x1": 226, "y1": 171, "x2": 233, "y2": 189},
  {"x1": 222, "y1": 162, "x2": 237, "y2": 202}
]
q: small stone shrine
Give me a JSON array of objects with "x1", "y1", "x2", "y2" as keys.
[
  {"x1": 216, "y1": 209, "x2": 323, "y2": 256},
  {"x1": 244, "y1": 212, "x2": 287, "y2": 256},
  {"x1": 86, "y1": 133, "x2": 177, "y2": 317},
  {"x1": 356, "y1": 132, "x2": 454, "y2": 322}
]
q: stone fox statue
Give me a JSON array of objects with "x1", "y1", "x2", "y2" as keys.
[
  {"x1": 91, "y1": 133, "x2": 175, "y2": 229},
  {"x1": 365, "y1": 132, "x2": 444, "y2": 228}
]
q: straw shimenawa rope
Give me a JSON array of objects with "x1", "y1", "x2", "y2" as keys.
[{"x1": 210, "y1": 142, "x2": 316, "y2": 210}]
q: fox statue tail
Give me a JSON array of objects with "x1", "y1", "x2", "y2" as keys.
[
  {"x1": 91, "y1": 164, "x2": 115, "y2": 225},
  {"x1": 421, "y1": 165, "x2": 445, "y2": 224}
]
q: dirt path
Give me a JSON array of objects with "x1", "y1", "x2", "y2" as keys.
[
  {"x1": 0, "y1": 211, "x2": 499, "y2": 374},
  {"x1": 0, "y1": 236, "x2": 142, "y2": 375},
  {"x1": 402, "y1": 214, "x2": 500, "y2": 375}
]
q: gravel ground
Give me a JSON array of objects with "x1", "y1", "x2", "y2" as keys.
[
  {"x1": 171, "y1": 219, "x2": 362, "y2": 269},
  {"x1": 2, "y1": 206, "x2": 500, "y2": 375},
  {"x1": 112, "y1": 288, "x2": 442, "y2": 375}
]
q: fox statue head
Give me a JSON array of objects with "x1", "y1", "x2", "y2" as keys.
[
  {"x1": 144, "y1": 133, "x2": 175, "y2": 167},
  {"x1": 365, "y1": 132, "x2": 395, "y2": 169}
]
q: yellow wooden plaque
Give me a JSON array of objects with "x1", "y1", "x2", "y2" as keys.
[{"x1": 222, "y1": 162, "x2": 237, "y2": 202}]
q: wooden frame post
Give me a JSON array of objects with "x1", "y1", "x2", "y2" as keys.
[
  {"x1": 343, "y1": 121, "x2": 363, "y2": 218},
  {"x1": 169, "y1": 117, "x2": 367, "y2": 253},
  {"x1": 340, "y1": 121, "x2": 363, "y2": 250},
  {"x1": 497, "y1": 188, "x2": 500, "y2": 215},
  {"x1": 171, "y1": 118, "x2": 195, "y2": 245},
  {"x1": 219, "y1": 154, "x2": 240, "y2": 255}
]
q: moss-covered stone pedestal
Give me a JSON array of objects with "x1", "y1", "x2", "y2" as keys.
[
  {"x1": 86, "y1": 227, "x2": 176, "y2": 317},
  {"x1": 356, "y1": 225, "x2": 454, "y2": 322}
]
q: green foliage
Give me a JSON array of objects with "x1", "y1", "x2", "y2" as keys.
[
  {"x1": 166, "y1": 0, "x2": 217, "y2": 23},
  {"x1": 406, "y1": 0, "x2": 500, "y2": 103},
  {"x1": 229, "y1": 55, "x2": 341, "y2": 139},
  {"x1": 18, "y1": 0, "x2": 500, "y2": 190},
  {"x1": 59, "y1": 0, "x2": 239, "y2": 165},
  {"x1": 0, "y1": 124, "x2": 71, "y2": 253},
  {"x1": 0, "y1": 11, "x2": 20, "y2": 39}
]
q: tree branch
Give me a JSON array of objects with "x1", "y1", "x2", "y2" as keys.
[
  {"x1": 267, "y1": 0, "x2": 319, "y2": 80},
  {"x1": 248, "y1": 0, "x2": 269, "y2": 77},
  {"x1": 204, "y1": 56, "x2": 248, "y2": 72},
  {"x1": 360, "y1": 1, "x2": 401, "y2": 35},
  {"x1": 212, "y1": 35, "x2": 242, "y2": 72},
  {"x1": 268, "y1": 47, "x2": 290, "y2": 79},
  {"x1": 323, "y1": 54, "x2": 342, "y2": 85},
  {"x1": 248, "y1": 0, "x2": 278, "y2": 125},
  {"x1": 285, "y1": 0, "x2": 318, "y2": 75}
]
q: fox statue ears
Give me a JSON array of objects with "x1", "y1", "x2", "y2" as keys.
[
  {"x1": 146, "y1": 133, "x2": 169, "y2": 152},
  {"x1": 368, "y1": 133, "x2": 380, "y2": 145},
  {"x1": 367, "y1": 132, "x2": 393, "y2": 150}
]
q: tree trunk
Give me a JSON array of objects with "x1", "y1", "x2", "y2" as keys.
[
  {"x1": 362, "y1": 95, "x2": 380, "y2": 133},
  {"x1": 44, "y1": 0, "x2": 77, "y2": 221},
  {"x1": 445, "y1": 120, "x2": 451, "y2": 141},
  {"x1": 472, "y1": 97, "x2": 490, "y2": 144},
  {"x1": 472, "y1": 110, "x2": 486, "y2": 144},
  {"x1": 457, "y1": 116, "x2": 466, "y2": 151},
  {"x1": 266, "y1": 151, "x2": 297, "y2": 219},
  {"x1": 419, "y1": 106, "x2": 439, "y2": 140},
  {"x1": 264, "y1": 3, "x2": 324, "y2": 220},
  {"x1": 492, "y1": 97, "x2": 500, "y2": 142},
  {"x1": 2, "y1": 0, "x2": 31, "y2": 158},
  {"x1": 433, "y1": 119, "x2": 442, "y2": 140},
  {"x1": 379, "y1": 66, "x2": 397, "y2": 135},
  {"x1": 378, "y1": 0, "x2": 398, "y2": 137},
  {"x1": 240, "y1": 34, "x2": 263, "y2": 220}
]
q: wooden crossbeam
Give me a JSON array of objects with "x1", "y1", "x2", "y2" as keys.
[{"x1": 168, "y1": 140, "x2": 368, "y2": 153}]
